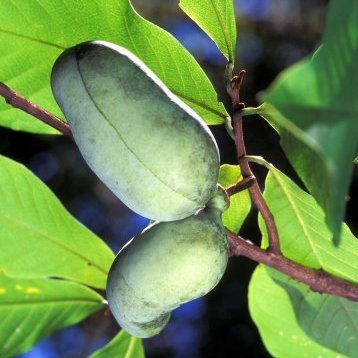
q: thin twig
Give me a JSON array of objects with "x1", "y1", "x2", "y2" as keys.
[
  {"x1": 227, "y1": 232, "x2": 358, "y2": 301},
  {"x1": 0, "y1": 82, "x2": 73, "y2": 140},
  {"x1": 226, "y1": 176, "x2": 256, "y2": 196},
  {"x1": 226, "y1": 70, "x2": 281, "y2": 254}
]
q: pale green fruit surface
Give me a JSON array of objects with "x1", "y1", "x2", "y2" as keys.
[
  {"x1": 206, "y1": 184, "x2": 230, "y2": 213},
  {"x1": 106, "y1": 209, "x2": 228, "y2": 338},
  {"x1": 51, "y1": 41, "x2": 220, "y2": 221}
]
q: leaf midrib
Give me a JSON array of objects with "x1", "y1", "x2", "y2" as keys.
[
  {"x1": 0, "y1": 296, "x2": 103, "y2": 306},
  {"x1": 125, "y1": 336, "x2": 138, "y2": 358},
  {"x1": 0, "y1": 28, "x2": 65, "y2": 50},
  {"x1": 209, "y1": 0, "x2": 233, "y2": 61},
  {"x1": 270, "y1": 171, "x2": 323, "y2": 268},
  {"x1": 0, "y1": 211, "x2": 108, "y2": 277},
  {"x1": 172, "y1": 89, "x2": 227, "y2": 120}
]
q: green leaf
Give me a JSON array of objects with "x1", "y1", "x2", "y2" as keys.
[
  {"x1": 260, "y1": 167, "x2": 358, "y2": 282},
  {"x1": 259, "y1": 0, "x2": 358, "y2": 240},
  {"x1": 248, "y1": 166, "x2": 358, "y2": 357},
  {"x1": 218, "y1": 164, "x2": 251, "y2": 234},
  {"x1": 179, "y1": 0, "x2": 237, "y2": 62},
  {"x1": 0, "y1": 155, "x2": 114, "y2": 289},
  {"x1": 0, "y1": 0, "x2": 227, "y2": 134},
  {"x1": 249, "y1": 265, "x2": 357, "y2": 358},
  {"x1": 0, "y1": 272, "x2": 104, "y2": 358},
  {"x1": 90, "y1": 330, "x2": 144, "y2": 358}
]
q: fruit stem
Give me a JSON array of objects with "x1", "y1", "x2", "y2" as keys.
[{"x1": 0, "y1": 82, "x2": 73, "y2": 140}]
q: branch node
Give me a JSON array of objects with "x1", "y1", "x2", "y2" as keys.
[
  {"x1": 231, "y1": 70, "x2": 246, "y2": 91},
  {"x1": 226, "y1": 176, "x2": 256, "y2": 196},
  {"x1": 267, "y1": 244, "x2": 282, "y2": 256}
]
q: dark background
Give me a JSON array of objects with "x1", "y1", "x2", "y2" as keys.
[{"x1": 1, "y1": 0, "x2": 355, "y2": 357}]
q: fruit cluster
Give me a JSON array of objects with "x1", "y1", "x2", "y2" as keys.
[{"x1": 51, "y1": 41, "x2": 229, "y2": 338}]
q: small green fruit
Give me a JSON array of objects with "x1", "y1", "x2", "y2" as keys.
[
  {"x1": 51, "y1": 41, "x2": 220, "y2": 221},
  {"x1": 106, "y1": 199, "x2": 229, "y2": 338}
]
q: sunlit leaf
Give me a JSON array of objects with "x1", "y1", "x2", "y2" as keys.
[
  {"x1": 0, "y1": 272, "x2": 104, "y2": 357},
  {"x1": 0, "y1": 0, "x2": 228, "y2": 134},
  {"x1": 259, "y1": 0, "x2": 358, "y2": 240},
  {"x1": 249, "y1": 265, "x2": 357, "y2": 358},
  {"x1": 260, "y1": 167, "x2": 358, "y2": 282},
  {"x1": 179, "y1": 0, "x2": 237, "y2": 62},
  {"x1": 218, "y1": 164, "x2": 251, "y2": 234},
  {"x1": 0, "y1": 155, "x2": 114, "y2": 289},
  {"x1": 249, "y1": 166, "x2": 358, "y2": 357},
  {"x1": 90, "y1": 330, "x2": 144, "y2": 358}
]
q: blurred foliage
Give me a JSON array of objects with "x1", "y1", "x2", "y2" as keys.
[{"x1": 260, "y1": 0, "x2": 358, "y2": 241}]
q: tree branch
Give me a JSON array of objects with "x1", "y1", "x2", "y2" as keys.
[
  {"x1": 224, "y1": 67, "x2": 358, "y2": 301},
  {"x1": 0, "y1": 82, "x2": 73, "y2": 140},
  {"x1": 227, "y1": 232, "x2": 358, "y2": 301},
  {"x1": 226, "y1": 69, "x2": 281, "y2": 254}
]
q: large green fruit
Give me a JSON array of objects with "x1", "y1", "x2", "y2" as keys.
[
  {"x1": 106, "y1": 187, "x2": 229, "y2": 338},
  {"x1": 51, "y1": 41, "x2": 220, "y2": 221}
]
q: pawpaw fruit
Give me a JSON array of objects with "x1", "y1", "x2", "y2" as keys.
[
  {"x1": 51, "y1": 41, "x2": 220, "y2": 221},
  {"x1": 106, "y1": 192, "x2": 229, "y2": 338}
]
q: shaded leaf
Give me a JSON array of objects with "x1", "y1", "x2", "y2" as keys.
[
  {"x1": 179, "y1": 0, "x2": 236, "y2": 62},
  {"x1": 0, "y1": 0, "x2": 227, "y2": 134},
  {"x1": 0, "y1": 155, "x2": 114, "y2": 289},
  {"x1": 249, "y1": 265, "x2": 357, "y2": 358},
  {"x1": 259, "y1": 0, "x2": 358, "y2": 240},
  {"x1": 218, "y1": 164, "x2": 251, "y2": 234},
  {"x1": 90, "y1": 330, "x2": 144, "y2": 358},
  {"x1": 0, "y1": 272, "x2": 104, "y2": 358}
]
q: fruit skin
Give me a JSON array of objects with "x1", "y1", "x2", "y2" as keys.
[
  {"x1": 207, "y1": 184, "x2": 230, "y2": 213},
  {"x1": 106, "y1": 202, "x2": 229, "y2": 338},
  {"x1": 51, "y1": 41, "x2": 220, "y2": 221}
]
